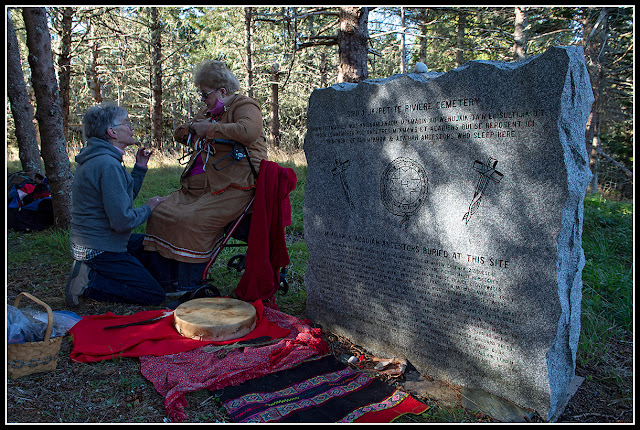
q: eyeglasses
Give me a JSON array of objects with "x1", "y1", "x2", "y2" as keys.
[
  {"x1": 113, "y1": 120, "x2": 133, "y2": 129},
  {"x1": 200, "y1": 88, "x2": 220, "y2": 100}
]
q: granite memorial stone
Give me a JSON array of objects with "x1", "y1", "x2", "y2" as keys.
[{"x1": 303, "y1": 46, "x2": 593, "y2": 421}]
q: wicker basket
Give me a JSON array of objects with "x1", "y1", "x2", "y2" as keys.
[{"x1": 7, "y1": 292, "x2": 63, "y2": 379}]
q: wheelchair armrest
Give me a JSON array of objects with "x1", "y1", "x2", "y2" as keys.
[
  {"x1": 212, "y1": 138, "x2": 239, "y2": 146},
  {"x1": 211, "y1": 139, "x2": 259, "y2": 180}
]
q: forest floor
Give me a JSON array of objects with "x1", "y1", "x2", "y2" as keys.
[{"x1": 6, "y1": 238, "x2": 633, "y2": 424}]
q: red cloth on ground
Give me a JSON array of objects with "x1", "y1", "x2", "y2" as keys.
[
  {"x1": 140, "y1": 307, "x2": 328, "y2": 423},
  {"x1": 234, "y1": 160, "x2": 297, "y2": 307},
  {"x1": 68, "y1": 300, "x2": 290, "y2": 363},
  {"x1": 353, "y1": 392, "x2": 429, "y2": 423}
]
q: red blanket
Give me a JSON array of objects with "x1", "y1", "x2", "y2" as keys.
[
  {"x1": 234, "y1": 160, "x2": 297, "y2": 307},
  {"x1": 140, "y1": 307, "x2": 328, "y2": 422},
  {"x1": 69, "y1": 300, "x2": 290, "y2": 363}
]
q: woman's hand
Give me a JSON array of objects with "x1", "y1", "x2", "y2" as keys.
[
  {"x1": 146, "y1": 195, "x2": 166, "y2": 211},
  {"x1": 189, "y1": 119, "x2": 213, "y2": 138},
  {"x1": 136, "y1": 147, "x2": 153, "y2": 168}
]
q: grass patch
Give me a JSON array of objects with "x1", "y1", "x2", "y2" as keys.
[
  {"x1": 576, "y1": 194, "x2": 633, "y2": 392},
  {"x1": 132, "y1": 163, "x2": 184, "y2": 234}
]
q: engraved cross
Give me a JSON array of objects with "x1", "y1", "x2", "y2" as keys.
[{"x1": 463, "y1": 157, "x2": 503, "y2": 224}]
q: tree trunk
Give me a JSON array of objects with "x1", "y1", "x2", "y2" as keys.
[
  {"x1": 455, "y1": 10, "x2": 467, "y2": 68},
  {"x1": 337, "y1": 7, "x2": 369, "y2": 83},
  {"x1": 150, "y1": 7, "x2": 163, "y2": 149},
  {"x1": 22, "y1": 7, "x2": 74, "y2": 228},
  {"x1": 585, "y1": 111, "x2": 599, "y2": 192},
  {"x1": 270, "y1": 63, "x2": 280, "y2": 147},
  {"x1": 583, "y1": 8, "x2": 608, "y2": 193},
  {"x1": 55, "y1": 7, "x2": 74, "y2": 142},
  {"x1": 245, "y1": 7, "x2": 254, "y2": 98},
  {"x1": 7, "y1": 9, "x2": 43, "y2": 175},
  {"x1": 418, "y1": 8, "x2": 428, "y2": 64},
  {"x1": 512, "y1": 6, "x2": 528, "y2": 61},
  {"x1": 400, "y1": 7, "x2": 405, "y2": 73},
  {"x1": 320, "y1": 52, "x2": 327, "y2": 87},
  {"x1": 87, "y1": 19, "x2": 103, "y2": 103}
]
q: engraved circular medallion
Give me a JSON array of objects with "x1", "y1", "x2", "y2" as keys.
[{"x1": 380, "y1": 157, "x2": 428, "y2": 218}]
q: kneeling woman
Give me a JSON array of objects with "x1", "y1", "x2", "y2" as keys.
[
  {"x1": 66, "y1": 102, "x2": 167, "y2": 306},
  {"x1": 143, "y1": 60, "x2": 267, "y2": 291}
]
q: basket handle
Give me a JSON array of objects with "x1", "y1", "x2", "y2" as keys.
[{"x1": 13, "y1": 292, "x2": 54, "y2": 342}]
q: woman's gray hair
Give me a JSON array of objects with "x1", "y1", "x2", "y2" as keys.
[
  {"x1": 193, "y1": 60, "x2": 240, "y2": 93},
  {"x1": 83, "y1": 101, "x2": 128, "y2": 141}
]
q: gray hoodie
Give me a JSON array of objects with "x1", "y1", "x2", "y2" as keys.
[{"x1": 70, "y1": 137, "x2": 151, "y2": 252}]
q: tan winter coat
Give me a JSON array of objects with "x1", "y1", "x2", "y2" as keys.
[
  {"x1": 174, "y1": 94, "x2": 267, "y2": 194},
  {"x1": 143, "y1": 94, "x2": 268, "y2": 264}
]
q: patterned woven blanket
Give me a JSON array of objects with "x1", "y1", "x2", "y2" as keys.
[{"x1": 214, "y1": 354, "x2": 428, "y2": 423}]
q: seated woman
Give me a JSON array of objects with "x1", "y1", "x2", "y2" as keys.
[{"x1": 143, "y1": 60, "x2": 267, "y2": 291}]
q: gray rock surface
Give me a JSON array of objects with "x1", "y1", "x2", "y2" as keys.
[{"x1": 303, "y1": 46, "x2": 593, "y2": 421}]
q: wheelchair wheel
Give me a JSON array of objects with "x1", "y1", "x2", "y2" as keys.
[
  {"x1": 167, "y1": 283, "x2": 221, "y2": 309},
  {"x1": 278, "y1": 267, "x2": 289, "y2": 295},
  {"x1": 227, "y1": 254, "x2": 246, "y2": 272}
]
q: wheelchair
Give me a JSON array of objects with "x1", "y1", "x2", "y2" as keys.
[{"x1": 178, "y1": 138, "x2": 290, "y2": 301}]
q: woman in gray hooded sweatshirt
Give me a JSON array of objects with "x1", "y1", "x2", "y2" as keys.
[{"x1": 65, "y1": 102, "x2": 166, "y2": 306}]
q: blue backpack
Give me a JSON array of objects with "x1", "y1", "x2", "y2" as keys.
[{"x1": 7, "y1": 171, "x2": 54, "y2": 232}]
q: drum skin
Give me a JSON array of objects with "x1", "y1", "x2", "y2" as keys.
[{"x1": 174, "y1": 297, "x2": 257, "y2": 341}]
